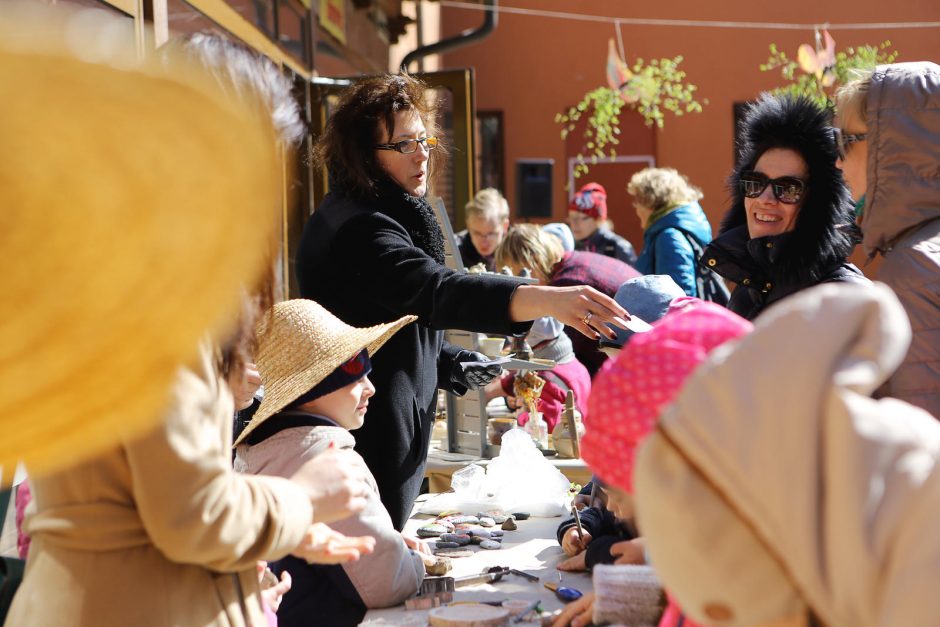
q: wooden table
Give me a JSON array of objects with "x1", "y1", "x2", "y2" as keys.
[
  {"x1": 360, "y1": 496, "x2": 593, "y2": 625},
  {"x1": 425, "y1": 444, "x2": 593, "y2": 494}
]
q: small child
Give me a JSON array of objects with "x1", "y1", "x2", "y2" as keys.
[
  {"x1": 557, "y1": 301, "x2": 752, "y2": 627},
  {"x1": 555, "y1": 479, "x2": 642, "y2": 572},
  {"x1": 554, "y1": 275, "x2": 685, "y2": 573},
  {"x1": 233, "y1": 300, "x2": 422, "y2": 627},
  {"x1": 487, "y1": 316, "x2": 591, "y2": 432}
]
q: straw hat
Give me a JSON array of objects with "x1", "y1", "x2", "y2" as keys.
[
  {"x1": 0, "y1": 5, "x2": 279, "y2": 478},
  {"x1": 235, "y1": 300, "x2": 416, "y2": 446}
]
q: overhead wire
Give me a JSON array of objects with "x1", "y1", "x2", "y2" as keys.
[{"x1": 436, "y1": 1, "x2": 940, "y2": 32}]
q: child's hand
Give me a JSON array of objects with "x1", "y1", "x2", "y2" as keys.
[
  {"x1": 401, "y1": 532, "x2": 432, "y2": 555},
  {"x1": 290, "y1": 448, "x2": 372, "y2": 523},
  {"x1": 260, "y1": 569, "x2": 291, "y2": 613},
  {"x1": 229, "y1": 362, "x2": 262, "y2": 411},
  {"x1": 551, "y1": 591, "x2": 595, "y2": 627},
  {"x1": 556, "y1": 551, "x2": 587, "y2": 572},
  {"x1": 571, "y1": 493, "x2": 592, "y2": 510},
  {"x1": 292, "y1": 522, "x2": 375, "y2": 565},
  {"x1": 610, "y1": 538, "x2": 646, "y2": 565},
  {"x1": 561, "y1": 527, "x2": 592, "y2": 556}
]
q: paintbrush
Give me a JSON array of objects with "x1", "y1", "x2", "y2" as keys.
[{"x1": 571, "y1": 504, "x2": 585, "y2": 544}]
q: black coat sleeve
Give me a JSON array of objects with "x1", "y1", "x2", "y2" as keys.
[{"x1": 336, "y1": 213, "x2": 529, "y2": 335}]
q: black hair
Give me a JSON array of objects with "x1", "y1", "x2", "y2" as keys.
[{"x1": 722, "y1": 94, "x2": 860, "y2": 282}]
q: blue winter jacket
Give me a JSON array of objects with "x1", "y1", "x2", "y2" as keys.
[{"x1": 634, "y1": 201, "x2": 713, "y2": 297}]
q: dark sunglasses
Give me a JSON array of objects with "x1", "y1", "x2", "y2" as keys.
[
  {"x1": 832, "y1": 127, "x2": 867, "y2": 161},
  {"x1": 374, "y1": 136, "x2": 438, "y2": 154},
  {"x1": 740, "y1": 171, "x2": 807, "y2": 205}
]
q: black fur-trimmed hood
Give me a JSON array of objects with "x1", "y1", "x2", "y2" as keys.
[{"x1": 720, "y1": 94, "x2": 859, "y2": 283}]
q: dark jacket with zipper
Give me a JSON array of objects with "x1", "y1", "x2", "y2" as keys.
[
  {"x1": 556, "y1": 506, "x2": 638, "y2": 569},
  {"x1": 700, "y1": 95, "x2": 870, "y2": 321},
  {"x1": 703, "y1": 225, "x2": 868, "y2": 320},
  {"x1": 295, "y1": 185, "x2": 527, "y2": 529}
]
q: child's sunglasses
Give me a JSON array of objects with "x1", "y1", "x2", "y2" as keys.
[
  {"x1": 832, "y1": 127, "x2": 867, "y2": 161},
  {"x1": 740, "y1": 171, "x2": 807, "y2": 205}
]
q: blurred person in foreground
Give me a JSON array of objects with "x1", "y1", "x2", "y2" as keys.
[
  {"x1": 835, "y1": 62, "x2": 940, "y2": 417},
  {"x1": 634, "y1": 283, "x2": 940, "y2": 626},
  {"x1": 700, "y1": 94, "x2": 869, "y2": 320},
  {"x1": 5, "y1": 25, "x2": 374, "y2": 627},
  {"x1": 568, "y1": 181, "x2": 638, "y2": 265}
]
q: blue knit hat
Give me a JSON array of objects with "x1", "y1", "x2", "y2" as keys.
[
  {"x1": 602, "y1": 275, "x2": 686, "y2": 349},
  {"x1": 543, "y1": 222, "x2": 575, "y2": 252}
]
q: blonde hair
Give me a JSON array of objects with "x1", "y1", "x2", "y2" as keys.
[
  {"x1": 627, "y1": 167, "x2": 703, "y2": 211},
  {"x1": 835, "y1": 70, "x2": 874, "y2": 127},
  {"x1": 495, "y1": 223, "x2": 564, "y2": 280},
  {"x1": 465, "y1": 187, "x2": 510, "y2": 222}
]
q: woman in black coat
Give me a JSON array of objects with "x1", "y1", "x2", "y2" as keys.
[
  {"x1": 295, "y1": 74, "x2": 629, "y2": 530},
  {"x1": 700, "y1": 94, "x2": 869, "y2": 320}
]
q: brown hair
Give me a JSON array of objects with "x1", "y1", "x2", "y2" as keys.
[
  {"x1": 495, "y1": 224, "x2": 564, "y2": 281},
  {"x1": 313, "y1": 73, "x2": 442, "y2": 198},
  {"x1": 627, "y1": 167, "x2": 703, "y2": 211}
]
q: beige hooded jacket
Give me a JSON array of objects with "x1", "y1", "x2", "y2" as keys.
[
  {"x1": 6, "y1": 342, "x2": 314, "y2": 627},
  {"x1": 635, "y1": 283, "x2": 940, "y2": 626},
  {"x1": 862, "y1": 62, "x2": 940, "y2": 418}
]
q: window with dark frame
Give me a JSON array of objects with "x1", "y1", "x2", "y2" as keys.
[{"x1": 475, "y1": 110, "x2": 505, "y2": 194}]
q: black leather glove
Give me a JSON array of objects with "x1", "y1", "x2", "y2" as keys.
[{"x1": 451, "y1": 350, "x2": 504, "y2": 390}]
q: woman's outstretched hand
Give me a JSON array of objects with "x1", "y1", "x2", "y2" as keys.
[{"x1": 510, "y1": 285, "x2": 630, "y2": 340}]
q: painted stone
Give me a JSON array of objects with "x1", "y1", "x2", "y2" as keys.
[{"x1": 417, "y1": 524, "x2": 449, "y2": 538}]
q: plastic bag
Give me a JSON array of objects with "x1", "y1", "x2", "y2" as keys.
[{"x1": 418, "y1": 429, "x2": 570, "y2": 516}]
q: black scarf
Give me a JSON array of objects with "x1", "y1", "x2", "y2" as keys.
[{"x1": 372, "y1": 177, "x2": 446, "y2": 265}]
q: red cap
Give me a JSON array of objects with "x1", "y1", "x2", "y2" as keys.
[{"x1": 569, "y1": 182, "x2": 608, "y2": 220}]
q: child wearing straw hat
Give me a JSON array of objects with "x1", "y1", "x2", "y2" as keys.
[{"x1": 234, "y1": 300, "x2": 424, "y2": 626}]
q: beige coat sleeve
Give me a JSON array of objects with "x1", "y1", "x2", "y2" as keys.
[{"x1": 123, "y1": 345, "x2": 313, "y2": 572}]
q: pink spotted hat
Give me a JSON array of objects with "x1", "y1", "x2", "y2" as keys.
[{"x1": 581, "y1": 301, "x2": 752, "y2": 493}]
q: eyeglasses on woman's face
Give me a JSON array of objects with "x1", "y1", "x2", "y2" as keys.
[
  {"x1": 832, "y1": 127, "x2": 867, "y2": 161},
  {"x1": 374, "y1": 136, "x2": 438, "y2": 154},
  {"x1": 740, "y1": 171, "x2": 807, "y2": 205}
]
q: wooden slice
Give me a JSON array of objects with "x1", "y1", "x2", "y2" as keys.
[{"x1": 428, "y1": 603, "x2": 511, "y2": 626}]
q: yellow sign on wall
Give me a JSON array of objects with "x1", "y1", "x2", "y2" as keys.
[{"x1": 319, "y1": 0, "x2": 346, "y2": 45}]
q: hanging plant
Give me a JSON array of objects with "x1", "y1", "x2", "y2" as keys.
[
  {"x1": 556, "y1": 39, "x2": 707, "y2": 180},
  {"x1": 760, "y1": 30, "x2": 898, "y2": 107}
]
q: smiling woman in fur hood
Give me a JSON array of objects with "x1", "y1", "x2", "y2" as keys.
[{"x1": 700, "y1": 94, "x2": 870, "y2": 320}]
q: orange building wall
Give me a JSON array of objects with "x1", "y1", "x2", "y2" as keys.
[{"x1": 439, "y1": 0, "x2": 940, "y2": 262}]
